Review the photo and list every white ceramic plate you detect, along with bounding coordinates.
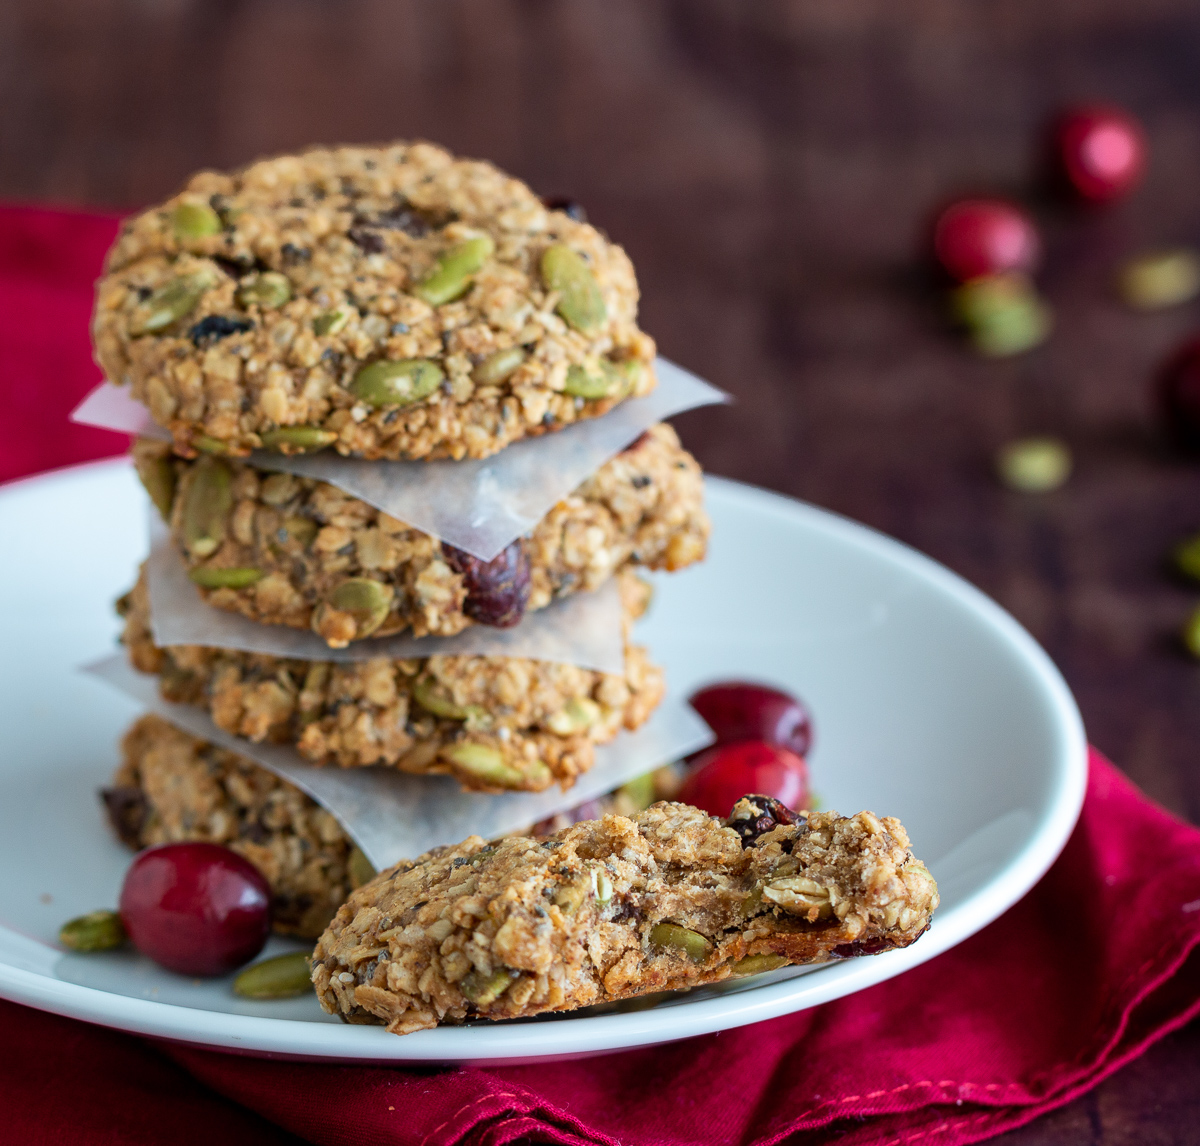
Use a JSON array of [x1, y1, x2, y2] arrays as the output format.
[[0, 459, 1086, 1064]]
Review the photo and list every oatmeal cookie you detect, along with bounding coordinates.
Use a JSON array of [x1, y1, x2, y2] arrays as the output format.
[[312, 796, 939, 1032], [135, 422, 708, 647], [119, 568, 664, 792], [93, 142, 656, 462], [105, 714, 369, 938]]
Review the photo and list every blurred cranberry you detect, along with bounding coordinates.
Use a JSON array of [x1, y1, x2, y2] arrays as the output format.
[[678, 741, 809, 820], [932, 199, 1041, 283], [1054, 105, 1146, 203], [542, 197, 588, 222], [119, 843, 271, 976], [689, 682, 813, 757], [1157, 338, 1200, 452], [442, 539, 532, 627]]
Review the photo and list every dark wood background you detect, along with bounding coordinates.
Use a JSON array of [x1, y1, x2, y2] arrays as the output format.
[[4, 0, 1200, 1139]]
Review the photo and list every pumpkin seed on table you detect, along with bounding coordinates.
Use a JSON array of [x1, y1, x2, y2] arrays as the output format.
[[1118, 249, 1200, 310], [950, 273, 1051, 358], [351, 359, 445, 408], [1183, 605, 1200, 659], [233, 951, 313, 999], [413, 235, 495, 307], [996, 437, 1072, 492], [1173, 534, 1200, 582], [541, 244, 607, 333], [60, 910, 127, 953]]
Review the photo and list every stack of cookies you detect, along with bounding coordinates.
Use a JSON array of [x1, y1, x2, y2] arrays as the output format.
[[87, 142, 712, 938]]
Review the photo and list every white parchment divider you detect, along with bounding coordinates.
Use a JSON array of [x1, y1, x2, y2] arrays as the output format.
[[84, 654, 715, 869], [71, 357, 728, 560], [146, 514, 627, 672]]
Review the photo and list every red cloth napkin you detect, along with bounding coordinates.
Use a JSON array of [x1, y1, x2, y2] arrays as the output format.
[[2, 204, 1199, 1145]]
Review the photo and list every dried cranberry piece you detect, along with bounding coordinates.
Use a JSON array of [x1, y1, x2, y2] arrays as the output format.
[[189, 315, 253, 348], [621, 431, 652, 454], [725, 793, 805, 848], [100, 786, 148, 848], [542, 197, 588, 222], [832, 937, 896, 958], [347, 226, 385, 253], [442, 539, 532, 627]]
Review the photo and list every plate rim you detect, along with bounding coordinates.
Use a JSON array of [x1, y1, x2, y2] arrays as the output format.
[[0, 462, 1088, 1063]]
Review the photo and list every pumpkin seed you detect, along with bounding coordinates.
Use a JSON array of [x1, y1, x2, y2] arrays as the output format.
[[730, 953, 789, 976], [649, 922, 713, 963], [441, 743, 525, 788], [541, 244, 606, 332], [59, 909, 126, 953], [545, 697, 601, 735], [171, 201, 221, 241], [351, 359, 444, 407], [471, 345, 526, 386], [282, 515, 318, 548], [181, 456, 232, 558], [233, 951, 313, 999], [135, 452, 176, 520], [1119, 248, 1200, 310], [189, 566, 264, 589], [236, 272, 292, 310], [413, 235, 495, 307], [459, 965, 519, 1006], [413, 676, 486, 722], [562, 362, 623, 400], [348, 846, 376, 889], [258, 426, 338, 452], [312, 306, 354, 337], [130, 268, 219, 336], [996, 437, 1071, 493], [313, 578, 393, 640]]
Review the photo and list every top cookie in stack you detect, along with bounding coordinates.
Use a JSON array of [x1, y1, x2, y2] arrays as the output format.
[[90, 141, 710, 800], [91, 142, 657, 462]]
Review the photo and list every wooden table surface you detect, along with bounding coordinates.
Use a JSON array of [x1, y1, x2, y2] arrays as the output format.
[[4, 0, 1200, 1139]]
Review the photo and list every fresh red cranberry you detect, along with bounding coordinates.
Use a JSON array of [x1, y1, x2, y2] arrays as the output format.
[[689, 682, 813, 758], [1054, 105, 1146, 203], [932, 199, 1041, 282], [1157, 337, 1200, 452], [118, 843, 271, 976], [678, 741, 809, 820]]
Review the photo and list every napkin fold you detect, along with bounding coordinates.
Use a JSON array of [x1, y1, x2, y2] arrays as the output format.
[[3, 205, 1199, 1146]]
